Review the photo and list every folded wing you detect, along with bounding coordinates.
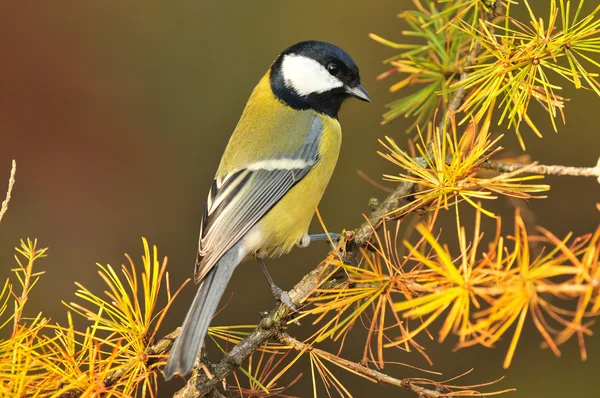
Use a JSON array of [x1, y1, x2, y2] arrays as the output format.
[[194, 116, 323, 283]]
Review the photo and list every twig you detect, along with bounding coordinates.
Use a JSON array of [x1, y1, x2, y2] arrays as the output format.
[[277, 333, 449, 397], [278, 333, 513, 397], [352, 181, 415, 246], [481, 158, 600, 183], [0, 159, 16, 224]]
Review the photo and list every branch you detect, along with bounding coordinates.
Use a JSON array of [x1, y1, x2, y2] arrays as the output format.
[[351, 182, 415, 246], [0, 159, 16, 224], [277, 333, 453, 398], [481, 158, 600, 183]]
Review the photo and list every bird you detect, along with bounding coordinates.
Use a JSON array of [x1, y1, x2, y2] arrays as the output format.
[[163, 40, 370, 380]]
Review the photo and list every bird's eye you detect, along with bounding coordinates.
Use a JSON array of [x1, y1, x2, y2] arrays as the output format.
[[326, 63, 340, 76]]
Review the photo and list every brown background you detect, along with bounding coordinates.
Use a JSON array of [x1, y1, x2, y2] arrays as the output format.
[[0, 1, 599, 397]]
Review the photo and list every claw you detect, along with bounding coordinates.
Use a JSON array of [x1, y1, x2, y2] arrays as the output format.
[[272, 286, 297, 311]]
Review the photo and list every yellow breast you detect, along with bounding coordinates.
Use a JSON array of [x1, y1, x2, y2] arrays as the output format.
[[255, 114, 341, 258]]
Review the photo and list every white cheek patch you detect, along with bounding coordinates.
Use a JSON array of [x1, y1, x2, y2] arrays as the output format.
[[281, 54, 344, 97]]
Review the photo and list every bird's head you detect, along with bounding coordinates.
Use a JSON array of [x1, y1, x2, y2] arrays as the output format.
[[270, 40, 370, 118]]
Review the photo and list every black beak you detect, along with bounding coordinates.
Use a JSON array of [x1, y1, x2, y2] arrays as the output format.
[[346, 84, 371, 102]]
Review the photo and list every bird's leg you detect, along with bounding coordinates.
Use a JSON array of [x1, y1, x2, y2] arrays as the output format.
[[296, 233, 342, 249], [258, 258, 296, 311]]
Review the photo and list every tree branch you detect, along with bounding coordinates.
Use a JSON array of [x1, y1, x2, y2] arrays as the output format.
[[275, 333, 503, 398], [481, 158, 600, 183], [351, 182, 415, 247], [0, 159, 16, 224], [278, 333, 444, 397]]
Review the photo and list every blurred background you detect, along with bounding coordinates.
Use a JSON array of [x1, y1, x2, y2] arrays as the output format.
[[0, 1, 599, 397]]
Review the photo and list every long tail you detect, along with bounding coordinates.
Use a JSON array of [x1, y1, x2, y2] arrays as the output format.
[[163, 246, 240, 380]]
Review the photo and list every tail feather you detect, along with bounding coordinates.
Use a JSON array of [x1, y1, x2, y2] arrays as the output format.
[[163, 245, 240, 380]]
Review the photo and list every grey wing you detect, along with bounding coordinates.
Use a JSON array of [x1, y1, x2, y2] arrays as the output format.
[[194, 117, 323, 283]]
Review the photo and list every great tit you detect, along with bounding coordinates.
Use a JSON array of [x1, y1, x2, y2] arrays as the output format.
[[164, 40, 369, 380]]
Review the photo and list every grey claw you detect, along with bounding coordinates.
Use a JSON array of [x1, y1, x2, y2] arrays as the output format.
[[272, 287, 301, 326], [272, 286, 297, 311]]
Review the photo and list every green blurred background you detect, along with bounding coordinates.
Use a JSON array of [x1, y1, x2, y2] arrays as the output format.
[[0, 1, 599, 397]]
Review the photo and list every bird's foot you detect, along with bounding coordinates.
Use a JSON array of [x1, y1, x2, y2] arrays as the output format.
[[271, 285, 297, 312], [258, 257, 299, 317], [272, 286, 301, 326], [296, 233, 343, 249], [309, 232, 342, 243]]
